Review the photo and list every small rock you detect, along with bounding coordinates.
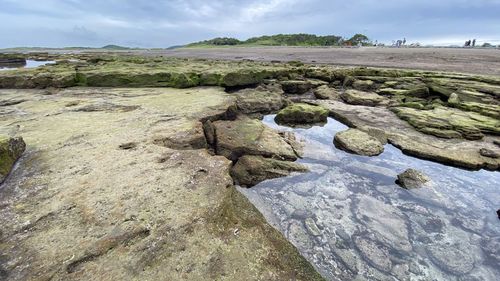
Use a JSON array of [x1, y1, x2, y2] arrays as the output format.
[[497, 209, 500, 220], [304, 218, 321, 236], [352, 79, 375, 91], [479, 148, 499, 159], [448, 93, 460, 104], [334, 128, 384, 156], [119, 142, 137, 150], [396, 169, 430, 189]]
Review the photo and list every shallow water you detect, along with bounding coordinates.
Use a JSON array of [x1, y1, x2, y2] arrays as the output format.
[[0, 60, 55, 71], [240, 115, 500, 281]]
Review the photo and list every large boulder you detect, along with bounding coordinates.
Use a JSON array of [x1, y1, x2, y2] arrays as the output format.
[[234, 84, 285, 114], [396, 168, 430, 189], [341, 89, 384, 106], [334, 128, 384, 156], [275, 103, 329, 125], [0, 136, 26, 183], [231, 155, 308, 187], [213, 117, 299, 161]]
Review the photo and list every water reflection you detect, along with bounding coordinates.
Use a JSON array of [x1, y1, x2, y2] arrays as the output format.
[[0, 60, 55, 71], [240, 115, 500, 281]]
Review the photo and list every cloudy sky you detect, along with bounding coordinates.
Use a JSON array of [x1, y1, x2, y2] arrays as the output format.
[[1, 0, 499, 48]]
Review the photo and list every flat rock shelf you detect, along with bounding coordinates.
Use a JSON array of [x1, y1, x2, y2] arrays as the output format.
[[240, 115, 500, 281]]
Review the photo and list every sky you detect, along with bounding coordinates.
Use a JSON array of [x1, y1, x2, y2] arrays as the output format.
[[0, 0, 499, 48]]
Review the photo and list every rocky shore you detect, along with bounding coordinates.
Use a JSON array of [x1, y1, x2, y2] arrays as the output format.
[[0, 53, 498, 280]]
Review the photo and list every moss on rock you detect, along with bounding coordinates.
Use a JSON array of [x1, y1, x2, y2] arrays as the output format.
[[0, 136, 26, 183], [275, 103, 329, 125]]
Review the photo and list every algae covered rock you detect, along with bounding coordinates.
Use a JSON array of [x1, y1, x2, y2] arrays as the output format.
[[334, 128, 384, 156], [234, 84, 285, 114], [275, 103, 329, 125], [341, 89, 384, 106], [352, 79, 376, 91], [314, 85, 339, 100], [213, 117, 299, 161], [396, 168, 430, 189], [231, 155, 308, 187], [280, 79, 327, 95], [0, 136, 26, 183]]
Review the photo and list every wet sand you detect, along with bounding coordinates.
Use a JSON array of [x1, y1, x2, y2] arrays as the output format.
[[161, 47, 500, 76]]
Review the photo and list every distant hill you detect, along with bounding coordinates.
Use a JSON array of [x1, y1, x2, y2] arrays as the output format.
[[101, 44, 130, 50], [188, 33, 371, 47]]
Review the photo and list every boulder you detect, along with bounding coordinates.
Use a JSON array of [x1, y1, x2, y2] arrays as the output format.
[[341, 89, 384, 106], [234, 84, 284, 114], [275, 103, 329, 125], [0, 136, 26, 183], [280, 79, 327, 95], [396, 168, 430, 189], [313, 85, 339, 100], [333, 128, 384, 156], [213, 117, 298, 161], [352, 79, 376, 91], [231, 155, 308, 187]]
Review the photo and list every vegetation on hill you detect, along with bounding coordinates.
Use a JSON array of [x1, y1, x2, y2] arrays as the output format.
[[101, 44, 130, 50], [188, 33, 372, 47]]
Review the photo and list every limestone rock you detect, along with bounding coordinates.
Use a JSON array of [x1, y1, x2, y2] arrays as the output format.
[[313, 85, 339, 100], [334, 128, 384, 156], [231, 155, 308, 187], [0, 136, 26, 183], [341, 89, 384, 106], [275, 103, 329, 125], [234, 84, 285, 114], [213, 117, 298, 161], [352, 79, 376, 91], [396, 168, 430, 189], [280, 79, 327, 95]]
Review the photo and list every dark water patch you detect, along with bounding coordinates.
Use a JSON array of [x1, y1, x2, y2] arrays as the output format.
[[240, 115, 500, 281]]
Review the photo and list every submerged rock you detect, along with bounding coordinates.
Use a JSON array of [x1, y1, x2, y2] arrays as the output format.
[[396, 168, 430, 189], [275, 103, 329, 125], [334, 128, 384, 156], [231, 155, 308, 187], [0, 136, 26, 183], [341, 89, 384, 106]]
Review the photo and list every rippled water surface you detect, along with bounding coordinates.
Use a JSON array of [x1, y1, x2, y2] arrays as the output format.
[[240, 115, 500, 281], [0, 60, 55, 71]]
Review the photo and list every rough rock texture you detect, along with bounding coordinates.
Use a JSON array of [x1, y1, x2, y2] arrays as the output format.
[[315, 100, 500, 170], [479, 148, 499, 158], [396, 168, 430, 189], [280, 79, 327, 95], [334, 128, 384, 156], [275, 103, 329, 125], [213, 117, 299, 161], [234, 84, 285, 114], [313, 85, 339, 100], [392, 106, 499, 140], [341, 89, 385, 106], [231, 155, 308, 187], [0, 88, 323, 281], [0, 136, 26, 183]]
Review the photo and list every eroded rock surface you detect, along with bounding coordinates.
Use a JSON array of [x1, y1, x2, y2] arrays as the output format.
[[0, 136, 26, 183], [334, 128, 384, 156], [275, 103, 329, 125], [231, 155, 308, 187], [396, 168, 430, 189], [0, 88, 322, 281]]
